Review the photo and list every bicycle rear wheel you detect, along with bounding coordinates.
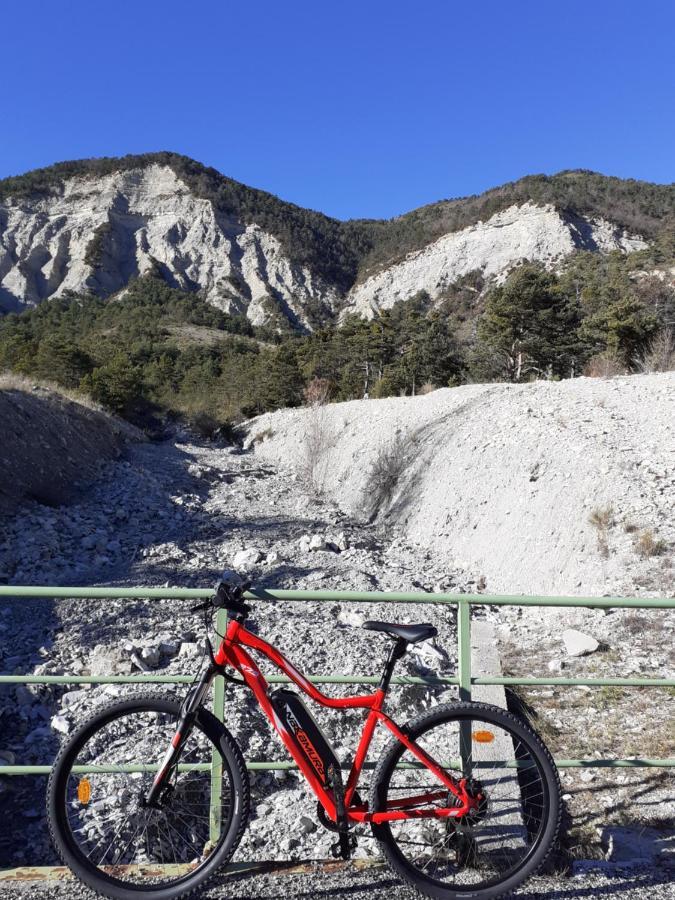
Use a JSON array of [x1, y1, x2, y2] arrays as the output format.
[[370, 701, 561, 900], [47, 692, 249, 900]]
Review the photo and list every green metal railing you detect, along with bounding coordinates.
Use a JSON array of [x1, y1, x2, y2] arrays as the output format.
[[1, 586, 673, 848]]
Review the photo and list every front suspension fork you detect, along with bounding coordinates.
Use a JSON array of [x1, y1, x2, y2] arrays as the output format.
[[144, 664, 216, 807]]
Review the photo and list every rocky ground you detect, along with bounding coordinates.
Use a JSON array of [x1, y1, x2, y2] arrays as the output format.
[[0, 435, 474, 870], [2, 861, 675, 900], [0, 381, 673, 884]]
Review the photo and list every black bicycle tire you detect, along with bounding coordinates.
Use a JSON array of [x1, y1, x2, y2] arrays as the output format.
[[370, 701, 562, 900], [47, 692, 250, 900]]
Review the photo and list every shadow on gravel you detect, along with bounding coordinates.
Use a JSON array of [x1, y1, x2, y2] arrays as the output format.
[[209, 863, 675, 899], [0, 596, 60, 869], [516, 868, 675, 898]]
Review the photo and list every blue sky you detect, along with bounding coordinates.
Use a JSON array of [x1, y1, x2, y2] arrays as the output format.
[[2, 0, 674, 219]]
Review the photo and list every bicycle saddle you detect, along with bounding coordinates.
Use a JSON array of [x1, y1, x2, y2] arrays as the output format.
[[362, 621, 437, 644]]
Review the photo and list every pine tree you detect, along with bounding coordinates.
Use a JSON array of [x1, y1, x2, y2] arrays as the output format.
[[473, 265, 584, 381]]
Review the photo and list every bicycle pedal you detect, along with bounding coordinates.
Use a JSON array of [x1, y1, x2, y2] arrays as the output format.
[[330, 833, 357, 860]]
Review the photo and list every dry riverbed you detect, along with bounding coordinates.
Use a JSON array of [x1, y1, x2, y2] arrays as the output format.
[[0, 428, 673, 876]]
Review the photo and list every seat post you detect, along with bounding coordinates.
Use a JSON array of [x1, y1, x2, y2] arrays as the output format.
[[378, 639, 407, 694]]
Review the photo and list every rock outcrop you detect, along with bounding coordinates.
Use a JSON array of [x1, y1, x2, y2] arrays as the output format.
[[0, 159, 654, 329], [342, 202, 647, 318], [0, 164, 339, 329]]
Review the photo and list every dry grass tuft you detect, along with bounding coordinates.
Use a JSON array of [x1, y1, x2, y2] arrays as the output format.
[[588, 505, 615, 557], [1, 371, 104, 414], [634, 528, 668, 559]]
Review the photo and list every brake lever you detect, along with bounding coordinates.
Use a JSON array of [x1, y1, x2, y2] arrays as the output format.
[[190, 599, 212, 614]]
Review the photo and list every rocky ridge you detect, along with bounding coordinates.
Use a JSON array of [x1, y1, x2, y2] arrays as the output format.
[[0, 165, 339, 329], [0, 159, 659, 329], [343, 202, 647, 317]]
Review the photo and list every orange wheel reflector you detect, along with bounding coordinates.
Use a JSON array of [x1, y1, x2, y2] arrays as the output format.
[[77, 778, 91, 805], [472, 730, 495, 743]]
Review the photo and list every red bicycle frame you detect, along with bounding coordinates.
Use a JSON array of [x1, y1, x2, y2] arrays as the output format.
[[213, 616, 476, 825]]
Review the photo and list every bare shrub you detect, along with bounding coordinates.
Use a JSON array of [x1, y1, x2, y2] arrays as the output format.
[[418, 382, 437, 395], [300, 390, 335, 498], [192, 411, 220, 439], [589, 505, 615, 558], [583, 354, 624, 378], [367, 432, 417, 520], [634, 328, 675, 373], [634, 529, 668, 559], [303, 376, 331, 406], [250, 426, 275, 445]]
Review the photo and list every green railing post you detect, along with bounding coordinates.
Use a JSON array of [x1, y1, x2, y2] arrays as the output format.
[[457, 598, 472, 775], [209, 607, 227, 844]]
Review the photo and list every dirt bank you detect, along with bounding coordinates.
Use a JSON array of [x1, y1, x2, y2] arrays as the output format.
[[0, 377, 141, 519]]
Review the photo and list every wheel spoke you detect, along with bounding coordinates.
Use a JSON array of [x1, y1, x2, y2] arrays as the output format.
[[373, 708, 558, 892], [52, 699, 242, 890]]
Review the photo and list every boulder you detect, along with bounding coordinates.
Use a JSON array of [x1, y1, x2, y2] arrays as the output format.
[[562, 629, 599, 657], [51, 715, 70, 735], [89, 645, 133, 675], [232, 548, 263, 569], [337, 609, 366, 629]]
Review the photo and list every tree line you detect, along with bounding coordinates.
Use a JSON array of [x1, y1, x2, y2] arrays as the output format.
[[0, 247, 672, 433]]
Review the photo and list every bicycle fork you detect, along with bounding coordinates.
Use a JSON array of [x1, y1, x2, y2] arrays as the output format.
[[144, 664, 216, 808]]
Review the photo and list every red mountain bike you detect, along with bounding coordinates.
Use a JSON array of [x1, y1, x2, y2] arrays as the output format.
[[48, 580, 561, 900]]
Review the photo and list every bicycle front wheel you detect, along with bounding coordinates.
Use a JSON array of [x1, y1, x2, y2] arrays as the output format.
[[47, 692, 249, 900], [370, 701, 561, 900]]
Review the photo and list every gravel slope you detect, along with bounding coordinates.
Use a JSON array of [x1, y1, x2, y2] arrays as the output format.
[[249, 373, 675, 598]]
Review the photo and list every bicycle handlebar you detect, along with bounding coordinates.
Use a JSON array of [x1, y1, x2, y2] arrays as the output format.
[[190, 579, 252, 617]]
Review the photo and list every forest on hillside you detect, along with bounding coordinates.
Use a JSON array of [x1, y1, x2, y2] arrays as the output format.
[[0, 237, 673, 435]]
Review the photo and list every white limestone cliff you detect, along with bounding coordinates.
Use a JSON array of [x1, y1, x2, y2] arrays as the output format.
[[0, 164, 339, 328], [0, 168, 648, 328], [343, 202, 647, 318]]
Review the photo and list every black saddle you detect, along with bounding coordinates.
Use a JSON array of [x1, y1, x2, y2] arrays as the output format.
[[362, 621, 437, 645]]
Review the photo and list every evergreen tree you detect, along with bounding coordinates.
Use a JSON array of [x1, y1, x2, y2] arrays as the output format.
[[580, 296, 658, 367], [473, 265, 584, 381]]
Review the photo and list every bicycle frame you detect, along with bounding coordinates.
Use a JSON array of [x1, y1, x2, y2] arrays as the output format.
[[212, 616, 477, 825]]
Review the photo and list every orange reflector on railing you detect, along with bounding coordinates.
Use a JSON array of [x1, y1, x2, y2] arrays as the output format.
[[77, 778, 91, 804], [472, 731, 495, 743]]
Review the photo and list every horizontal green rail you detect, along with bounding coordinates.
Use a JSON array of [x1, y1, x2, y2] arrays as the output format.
[[2, 757, 673, 778], [3, 585, 675, 608], [0, 585, 673, 782], [0, 674, 459, 686]]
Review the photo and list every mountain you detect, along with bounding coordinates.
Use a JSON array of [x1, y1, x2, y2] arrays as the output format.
[[1, 153, 674, 329]]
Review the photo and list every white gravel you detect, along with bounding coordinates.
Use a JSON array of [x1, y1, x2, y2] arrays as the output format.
[[1, 374, 673, 882], [2, 862, 675, 900], [249, 372, 675, 598]]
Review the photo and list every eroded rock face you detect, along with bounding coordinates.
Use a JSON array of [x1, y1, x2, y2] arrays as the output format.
[[0, 165, 649, 329], [343, 202, 647, 318], [0, 164, 339, 329]]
